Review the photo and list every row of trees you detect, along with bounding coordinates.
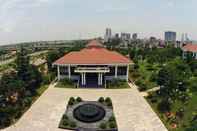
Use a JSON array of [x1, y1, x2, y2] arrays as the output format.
[[0, 47, 42, 128]]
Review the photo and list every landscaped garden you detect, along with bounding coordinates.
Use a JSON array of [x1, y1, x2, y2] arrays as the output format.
[[129, 46, 197, 131], [59, 97, 117, 130], [0, 47, 52, 129]]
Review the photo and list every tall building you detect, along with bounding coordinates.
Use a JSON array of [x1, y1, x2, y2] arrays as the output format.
[[132, 33, 138, 40], [104, 28, 112, 42], [165, 31, 176, 42], [115, 33, 119, 39], [121, 33, 131, 41]]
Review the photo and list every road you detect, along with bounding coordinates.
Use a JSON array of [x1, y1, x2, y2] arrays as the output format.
[[0, 50, 48, 66]]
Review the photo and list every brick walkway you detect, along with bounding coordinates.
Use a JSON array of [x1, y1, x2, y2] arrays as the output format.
[[4, 83, 167, 131]]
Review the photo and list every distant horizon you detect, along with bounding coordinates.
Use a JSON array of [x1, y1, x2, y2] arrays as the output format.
[[0, 0, 197, 45]]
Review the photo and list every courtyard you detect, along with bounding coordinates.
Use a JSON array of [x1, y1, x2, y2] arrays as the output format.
[[3, 83, 167, 131]]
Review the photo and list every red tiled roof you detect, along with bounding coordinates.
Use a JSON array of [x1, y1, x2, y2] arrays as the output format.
[[53, 40, 131, 65], [86, 40, 103, 48], [182, 43, 197, 52]]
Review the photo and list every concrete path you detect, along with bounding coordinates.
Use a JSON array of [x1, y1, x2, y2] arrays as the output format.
[[3, 83, 167, 131]]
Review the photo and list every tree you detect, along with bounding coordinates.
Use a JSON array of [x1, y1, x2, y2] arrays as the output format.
[[157, 59, 191, 102], [46, 50, 60, 72], [185, 51, 195, 64], [157, 67, 171, 87], [16, 46, 30, 82], [0, 71, 25, 104], [24, 65, 42, 94], [16, 47, 42, 94]]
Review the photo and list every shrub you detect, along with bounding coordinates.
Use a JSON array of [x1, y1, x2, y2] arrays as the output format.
[[23, 97, 32, 107], [63, 114, 68, 120], [98, 97, 104, 103], [60, 78, 74, 86], [146, 64, 155, 71], [100, 122, 107, 129], [134, 63, 139, 69], [135, 79, 147, 91], [131, 71, 141, 78], [149, 72, 157, 82], [109, 121, 117, 128], [157, 99, 171, 113], [105, 97, 112, 107], [105, 97, 112, 104], [62, 119, 69, 126], [109, 115, 115, 122], [42, 75, 51, 84], [69, 121, 76, 128], [68, 97, 75, 105], [76, 97, 82, 103], [110, 78, 126, 87]]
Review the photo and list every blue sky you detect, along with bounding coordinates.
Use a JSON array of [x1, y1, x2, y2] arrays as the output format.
[[0, 0, 196, 45]]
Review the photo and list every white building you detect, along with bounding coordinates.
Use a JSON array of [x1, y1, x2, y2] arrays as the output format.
[[104, 28, 112, 42], [182, 43, 197, 59]]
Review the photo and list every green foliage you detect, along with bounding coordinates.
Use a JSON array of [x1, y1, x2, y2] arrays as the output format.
[[98, 97, 104, 103], [68, 97, 75, 106], [62, 114, 68, 120], [188, 78, 197, 92], [0, 71, 25, 100], [76, 97, 82, 103], [46, 50, 63, 72], [135, 79, 147, 91], [109, 121, 117, 128], [99, 122, 107, 129], [16, 46, 30, 81], [60, 78, 74, 86], [105, 97, 112, 107], [107, 78, 128, 89], [109, 115, 116, 122], [157, 99, 171, 113], [69, 121, 76, 128], [62, 119, 69, 126]]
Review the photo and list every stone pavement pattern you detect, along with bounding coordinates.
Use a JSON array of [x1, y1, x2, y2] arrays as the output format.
[[3, 83, 167, 131]]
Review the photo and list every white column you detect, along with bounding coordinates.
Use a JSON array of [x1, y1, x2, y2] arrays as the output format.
[[98, 73, 100, 85], [126, 65, 129, 82], [81, 73, 84, 85], [115, 65, 118, 78], [84, 73, 86, 85], [57, 65, 60, 81], [100, 73, 103, 85], [68, 65, 71, 79]]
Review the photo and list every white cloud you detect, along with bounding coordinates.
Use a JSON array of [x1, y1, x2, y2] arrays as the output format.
[[167, 0, 175, 7]]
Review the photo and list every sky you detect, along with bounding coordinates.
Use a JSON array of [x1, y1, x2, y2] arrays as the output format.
[[0, 0, 197, 45]]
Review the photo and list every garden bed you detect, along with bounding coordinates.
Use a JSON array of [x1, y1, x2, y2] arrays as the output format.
[[59, 97, 118, 131]]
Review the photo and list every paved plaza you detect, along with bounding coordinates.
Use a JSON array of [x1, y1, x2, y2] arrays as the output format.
[[3, 83, 167, 131]]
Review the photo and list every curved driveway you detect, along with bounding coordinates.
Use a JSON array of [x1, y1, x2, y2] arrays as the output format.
[[4, 83, 167, 131]]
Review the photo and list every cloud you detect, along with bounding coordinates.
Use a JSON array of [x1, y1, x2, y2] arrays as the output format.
[[167, 0, 175, 7], [0, 0, 53, 33]]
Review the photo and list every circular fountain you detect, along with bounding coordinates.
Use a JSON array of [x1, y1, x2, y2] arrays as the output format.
[[73, 103, 106, 123]]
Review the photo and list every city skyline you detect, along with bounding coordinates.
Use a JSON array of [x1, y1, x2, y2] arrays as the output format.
[[0, 0, 197, 45]]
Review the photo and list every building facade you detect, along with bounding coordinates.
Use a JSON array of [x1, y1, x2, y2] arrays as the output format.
[[132, 33, 138, 40], [182, 43, 197, 59], [53, 40, 132, 87], [165, 31, 176, 42], [104, 28, 112, 42]]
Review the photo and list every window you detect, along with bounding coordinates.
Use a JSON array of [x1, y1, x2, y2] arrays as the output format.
[[117, 66, 127, 76]]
